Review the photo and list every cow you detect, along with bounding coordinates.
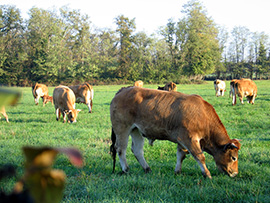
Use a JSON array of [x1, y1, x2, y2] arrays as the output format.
[[0, 106, 9, 122], [69, 82, 94, 113], [134, 80, 143, 87], [231, 78, 257, 105], [214, 79, 226, 97], [53, 85, 81, 123], [158, 82, 177, 91], [110, 86, 241, 178], [42, 95, 53, 107], [32, 83, 49, 105]]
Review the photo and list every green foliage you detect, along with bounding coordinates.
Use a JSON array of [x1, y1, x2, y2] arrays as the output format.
[[0, 3, 269, 85], [0, 81, 270, 202]]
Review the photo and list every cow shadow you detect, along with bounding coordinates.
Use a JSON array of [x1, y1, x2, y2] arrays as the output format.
[[10, 118, 49, 123]]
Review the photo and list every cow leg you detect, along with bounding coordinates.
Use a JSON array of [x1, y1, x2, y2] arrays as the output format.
[[42, 97, 46, 107], [221, 90, 224, 96], [87, 101, 92, 113], [90, 100, 93, 112], [187, 137, 212, 178], [35, 95, 40, 105], [175, 144, 188, 174], [1, 112, 9, 123], [239, 96, 244, 104], [55, 108, 60, 121], [114, 128, 130, 173], [130, 128, 151, 173], [231, 88, 236, 105], [62, 110, 67, 123], [251, 94, 256, 104]]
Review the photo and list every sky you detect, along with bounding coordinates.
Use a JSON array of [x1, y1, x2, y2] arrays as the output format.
[[1, 0, 270, 36]]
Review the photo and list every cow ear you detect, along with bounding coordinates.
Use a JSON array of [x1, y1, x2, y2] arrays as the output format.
[[223, 143, 239, 152]]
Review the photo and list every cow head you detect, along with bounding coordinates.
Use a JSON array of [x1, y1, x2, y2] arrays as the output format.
[[65, 109, 81, 123], [214, 139, 241, 177]]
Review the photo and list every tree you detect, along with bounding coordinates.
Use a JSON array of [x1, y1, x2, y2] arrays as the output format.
[[26, 7, 61, 84], [0, 5, 26, 85], [180, 0, 221, 78], [256, 41, 269, 79], [161, 19, 179, 75], [115, 15, 136, 79]]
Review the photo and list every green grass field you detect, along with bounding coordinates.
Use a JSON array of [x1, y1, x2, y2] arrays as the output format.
[[1, 81, 270, 202]]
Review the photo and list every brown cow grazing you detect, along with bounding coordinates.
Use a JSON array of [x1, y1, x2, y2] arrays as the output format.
[[214, 79, 226, 97], [69, 82, 94, 113], [42, 95, 53, 107], [134, 80, 143, 87], [0, 106, 9, 122], [53, 86, 81, 123], [158, 82, 177, 91], [231, 78, 257, 105], [32, 83, 49, 105], [110, 87, 241, 178]]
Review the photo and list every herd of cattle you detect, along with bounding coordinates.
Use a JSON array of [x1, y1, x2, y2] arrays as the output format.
[[1, 78, 258, 178], [31, 83, 94, 123]]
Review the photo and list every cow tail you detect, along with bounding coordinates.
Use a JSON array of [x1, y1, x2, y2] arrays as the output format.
[[32, 83, 38, 97], [110, 127, 117, 173]]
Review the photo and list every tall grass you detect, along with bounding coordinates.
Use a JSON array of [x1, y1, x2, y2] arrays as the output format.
[[0, 81, 270, 202]]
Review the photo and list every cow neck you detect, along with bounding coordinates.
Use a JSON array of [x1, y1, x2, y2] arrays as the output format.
[[207, 115, 231, 154]]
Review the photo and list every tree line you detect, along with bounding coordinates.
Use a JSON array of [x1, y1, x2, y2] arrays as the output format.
[[0, 0, 269, 86]]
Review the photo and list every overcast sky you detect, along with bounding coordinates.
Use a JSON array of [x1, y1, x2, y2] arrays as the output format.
[[2, 0, 270, 36]]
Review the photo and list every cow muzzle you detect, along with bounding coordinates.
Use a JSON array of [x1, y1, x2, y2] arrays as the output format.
[[218, 165, 238, 178], [229, 171, 238, 178]]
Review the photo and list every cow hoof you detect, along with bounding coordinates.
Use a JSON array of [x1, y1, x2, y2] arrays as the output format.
[[56, 118, 59, 121], [174, 171, 181, 175], [144, 167, 152, 173]]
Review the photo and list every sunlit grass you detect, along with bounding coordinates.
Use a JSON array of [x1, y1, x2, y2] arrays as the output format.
[[1, 80, 269, 202]]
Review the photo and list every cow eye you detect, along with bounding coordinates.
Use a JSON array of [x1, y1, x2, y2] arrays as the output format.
[[231, 156, 237, 162]]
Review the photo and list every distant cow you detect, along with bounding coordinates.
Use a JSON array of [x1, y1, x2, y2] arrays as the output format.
[[69, 82, 94, 113], [134, 80, 143, 87], [214, 79, 226, 97], [0, 106, 9, 122], [231, 79, 257, 105], [158, 82, 177, 91], [110, 87, 241, 178], [53, 86, 81, 123], [32, 83, 49, 105], [42, 95, 53, 107]]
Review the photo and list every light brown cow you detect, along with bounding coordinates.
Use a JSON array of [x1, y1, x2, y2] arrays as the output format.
[[231, 78, 257, 105], [32, 83, 49, 105], [214, 79, 226, 97], [110, 87, 241, 178], [134, 80, 143, 87], [53, 85, 81, 123], [42, 95, 53, 107], [0, 106, 9, 122], [69, 82, 94, 113], [158, 82, 177, 91]]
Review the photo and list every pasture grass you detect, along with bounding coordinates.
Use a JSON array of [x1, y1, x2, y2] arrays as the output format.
[[0, 80, 270, 202]]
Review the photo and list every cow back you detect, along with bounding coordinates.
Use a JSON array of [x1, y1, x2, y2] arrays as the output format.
[[236, 79, 257, 94], [32, 83, 49, 98], [111, 87, 227, 142], [53, 86, 75, 109]]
